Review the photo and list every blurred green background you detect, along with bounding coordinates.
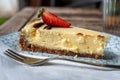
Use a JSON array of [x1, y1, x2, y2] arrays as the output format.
[[0, 18, 9, 26]]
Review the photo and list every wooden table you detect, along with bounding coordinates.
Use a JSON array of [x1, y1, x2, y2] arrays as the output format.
[[0, 7, 119, 36]]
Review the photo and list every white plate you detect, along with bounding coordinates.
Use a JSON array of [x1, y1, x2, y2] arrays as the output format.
[[0, 32, 120, 65]]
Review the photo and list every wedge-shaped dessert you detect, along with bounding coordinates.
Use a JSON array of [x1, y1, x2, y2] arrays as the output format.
[[19, 8, 110, 59]]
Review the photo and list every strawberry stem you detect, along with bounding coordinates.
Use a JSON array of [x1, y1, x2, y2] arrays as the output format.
[[38, 8, 45, 18]]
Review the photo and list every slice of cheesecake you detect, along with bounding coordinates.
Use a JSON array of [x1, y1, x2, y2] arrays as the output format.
[[19, 19, 110, 59]]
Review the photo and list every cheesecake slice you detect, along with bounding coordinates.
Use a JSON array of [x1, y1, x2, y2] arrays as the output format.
[[19, 19, 110, 59]]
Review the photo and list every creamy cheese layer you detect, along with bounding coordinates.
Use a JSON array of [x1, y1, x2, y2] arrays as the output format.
[[22, 19, 110, 55]]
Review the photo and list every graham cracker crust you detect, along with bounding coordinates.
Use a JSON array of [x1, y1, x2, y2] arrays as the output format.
[[19, 32, 104, 59]]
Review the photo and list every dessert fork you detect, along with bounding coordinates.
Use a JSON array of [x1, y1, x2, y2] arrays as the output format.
[[4, 49, 120, 69]]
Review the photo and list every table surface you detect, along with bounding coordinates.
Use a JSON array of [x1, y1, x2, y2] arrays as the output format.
[[0, 7, 119, 36]]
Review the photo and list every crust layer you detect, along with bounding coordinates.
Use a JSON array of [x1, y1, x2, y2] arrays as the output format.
[[19, 32, 104, 59]]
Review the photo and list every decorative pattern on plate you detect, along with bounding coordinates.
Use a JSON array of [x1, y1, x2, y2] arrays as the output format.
[[0, 32, 120, 65]]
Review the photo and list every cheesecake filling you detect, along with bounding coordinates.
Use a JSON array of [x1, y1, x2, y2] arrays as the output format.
[[22, 20, 110, 56]]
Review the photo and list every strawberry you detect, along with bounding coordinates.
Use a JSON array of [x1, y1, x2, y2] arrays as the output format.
[[38, 8, 71, 28]]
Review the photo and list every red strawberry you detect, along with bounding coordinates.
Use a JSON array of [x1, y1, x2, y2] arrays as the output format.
[[38, 8, 71, 28]]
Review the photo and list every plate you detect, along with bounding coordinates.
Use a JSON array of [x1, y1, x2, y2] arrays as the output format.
[[0, 32, 120, 65]]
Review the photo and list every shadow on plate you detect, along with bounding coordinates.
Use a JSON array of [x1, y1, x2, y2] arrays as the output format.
[[104, 50, 118, 60]]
